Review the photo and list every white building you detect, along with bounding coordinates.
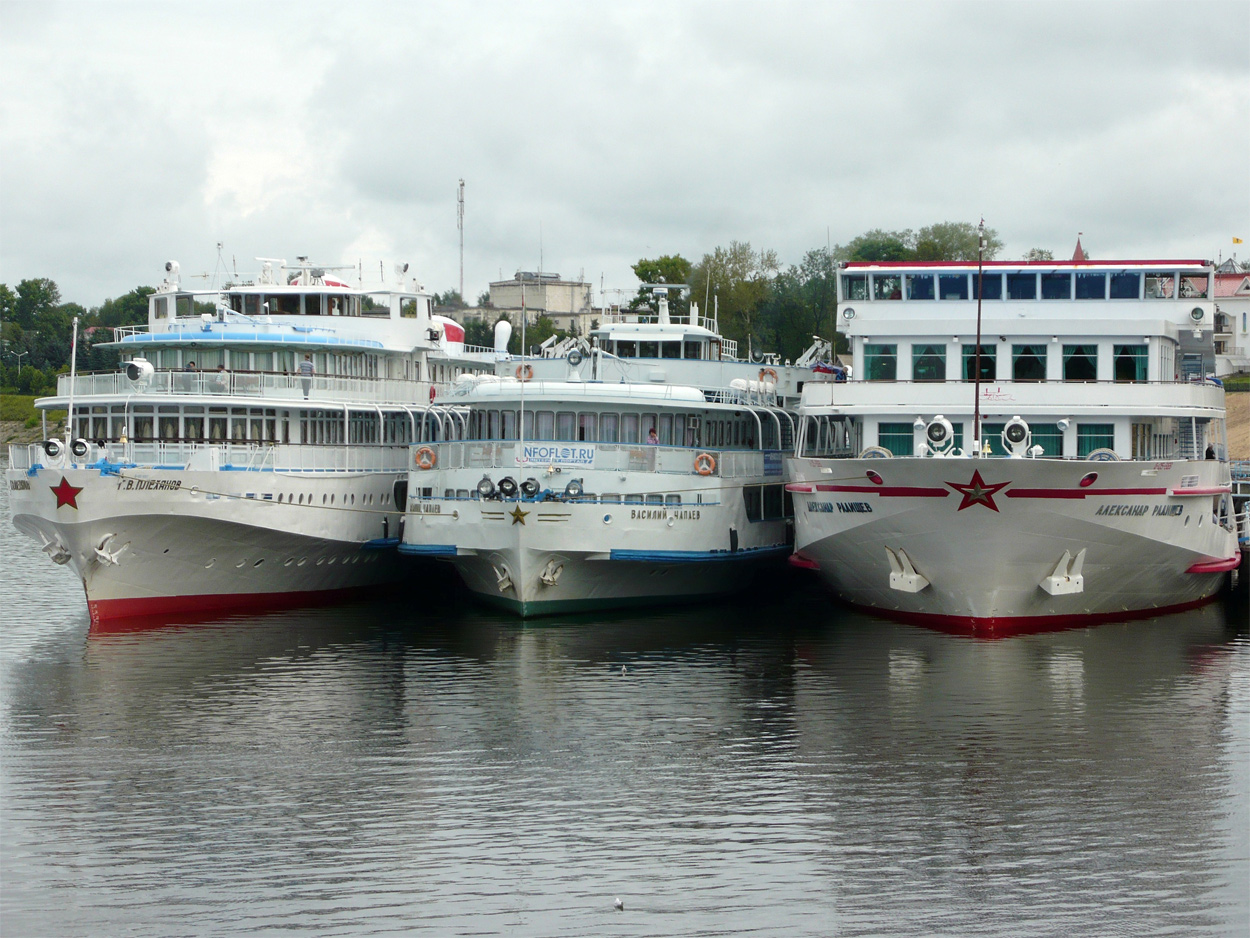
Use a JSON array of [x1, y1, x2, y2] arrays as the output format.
[[1213, 258, 1250, 375], [488, 272, 596, 334]]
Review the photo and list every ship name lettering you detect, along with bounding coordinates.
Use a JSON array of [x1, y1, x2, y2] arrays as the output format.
[[419, 503, 441, 514], [1094, 504, 1149, 517], [1152, 504, 1183, 517], [808, 501, 835, 512], [836, 501, 873, 513], [10, 479, 31, 490], [630, 509, 700, 521], [116, 478, 182, 492]]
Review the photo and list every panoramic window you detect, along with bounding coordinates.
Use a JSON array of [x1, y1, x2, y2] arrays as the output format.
[[1179, 276, 1209, 298], [1144, 273, 1174, 298], [1075, 273, 1106, 300], [939, 274, 968, 300], [600, 413, 619, 443], [873, 275, 902, 300], [906, 275, 935, 300], [1012, 344, 1047, 381], [878, 422, 914, 456], [1113, 344, 1147, 382], [1007, 273, 1037, 300], [556, 412, 576, 441], [961, 344, 996, 381], [1109, 272, 1140, 299], [864, 344, 898, 381], [911, 344, 946, 381], [1063, 345, 1098, 381], [1041, 273, 1072, 300], [973, 273, 1003, 300]]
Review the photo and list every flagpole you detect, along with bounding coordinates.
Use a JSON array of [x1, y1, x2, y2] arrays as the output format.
[[972, 220, 986, 457], [66, 315, 80, 451]]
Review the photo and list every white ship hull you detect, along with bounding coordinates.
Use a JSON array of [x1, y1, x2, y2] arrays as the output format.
[[7, 462, 408, 626], [404, 494, 789, 616], [787, 456, 1239, 633]]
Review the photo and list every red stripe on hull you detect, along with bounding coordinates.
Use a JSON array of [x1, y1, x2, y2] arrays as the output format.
[[1006, 487, 1167, 499], [840, 593, 1223, 639], [87, 584, 387, 632]]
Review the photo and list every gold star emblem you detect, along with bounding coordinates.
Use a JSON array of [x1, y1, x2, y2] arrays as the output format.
[[945, 469, 1011, 512], [509, 505, 529, 525]]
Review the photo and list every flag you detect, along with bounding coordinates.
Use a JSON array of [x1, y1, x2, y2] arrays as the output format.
[[1235, 236, 1244, 244]]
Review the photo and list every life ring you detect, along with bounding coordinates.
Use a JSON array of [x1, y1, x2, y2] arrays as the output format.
[[415, 446, 437, 470], [694, 452, 716, 476], [428, 385, 436, 402], [516, 364, 534, 381], [758, 367, 778, 384]]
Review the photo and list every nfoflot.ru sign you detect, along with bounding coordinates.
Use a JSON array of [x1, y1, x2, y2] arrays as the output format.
[[522, 444, 595, 466]]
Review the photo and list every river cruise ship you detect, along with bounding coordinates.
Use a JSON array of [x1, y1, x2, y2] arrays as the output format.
[[786, 254, 1239, 634], [399, 361, 795, 616], [6, 257, 489, 625]]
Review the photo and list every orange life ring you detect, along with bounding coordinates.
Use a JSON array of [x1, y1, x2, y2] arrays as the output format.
[[516, 364, 534, 381], [759, 367, 778, 384], [694, 452, 716, 476], [429, 385, 436, 402], [415, 446, 437, 470]]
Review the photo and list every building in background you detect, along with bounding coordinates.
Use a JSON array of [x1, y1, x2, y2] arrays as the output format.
[[487, 272, 595, 335], [1214, 258, 1250, 376]]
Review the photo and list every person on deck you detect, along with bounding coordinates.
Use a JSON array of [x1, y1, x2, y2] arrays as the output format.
[[299, 354, 315, 399]]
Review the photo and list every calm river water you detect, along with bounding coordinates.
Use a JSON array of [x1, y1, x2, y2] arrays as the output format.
[[2, 479, 1248, 937]]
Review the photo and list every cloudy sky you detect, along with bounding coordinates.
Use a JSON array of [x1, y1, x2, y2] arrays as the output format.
[[2, 0, 1247, 308]]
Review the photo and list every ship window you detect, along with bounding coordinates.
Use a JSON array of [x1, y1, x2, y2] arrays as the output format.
[[1041, 273, 1071, 299], [1110, 272, 1140, 299], [843, 275, 868, 301], [877, 422, 914, 456], [961, 344, 996, 380], [176, 295, 195, 318], [1063, 345, 1098, 381], [864, 344, 897, 381], [911, 344, 946, 381], [267, 294, 300, 315], [662, 341, 682, 359], [616, 340, 637, 358], [487, 409, 500, 440], [665, 494, 682, 506], [743, 486, 762, 521], [1179, 276, 1208, 298], [1075, 273, 1106, 299], [535, 411, 555, 440], [153, 296, 169, 319], [621, 413, 641, 444], [659, 414, 674, 445], [973, 272, 1002, 300], [645, 494, 663, 506], [639, 341, 659, 359], [242, 294, 262, 316], [556, 412, 576, 441], [601, 413, 619, 443], [578, 413, 596, 441], [1144, 273, 1174, 298], [1114, 345, 1147, 382], [1012, 344, 1047, 381], [872, 275, 902, 300], [1007, 273, 1037, 300], [683, 341, 702, 360], [1077, 424, 1114, 456], [933, 274, 965, 299], [906, 274, 935, 300]]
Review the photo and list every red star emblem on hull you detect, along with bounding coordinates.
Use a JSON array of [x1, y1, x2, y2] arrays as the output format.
[[51, 476, 84, 510], [945, 469, 1010, 512]]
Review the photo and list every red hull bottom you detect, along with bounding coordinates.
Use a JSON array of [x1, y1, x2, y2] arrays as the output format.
[[842, 593, 1224, 639], [87, 584, 388, 633]]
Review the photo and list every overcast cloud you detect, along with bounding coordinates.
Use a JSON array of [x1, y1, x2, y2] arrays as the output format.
[[1, 0, 1247, 307]]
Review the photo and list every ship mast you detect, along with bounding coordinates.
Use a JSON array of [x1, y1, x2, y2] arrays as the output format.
[[972, 219, 986, 457]]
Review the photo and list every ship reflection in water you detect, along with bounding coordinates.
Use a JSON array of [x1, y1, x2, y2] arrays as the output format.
[[1, 511, 1248, 935]]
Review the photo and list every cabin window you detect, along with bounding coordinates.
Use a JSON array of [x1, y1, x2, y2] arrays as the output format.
[[843, 275, 868, 301], [911, 344, 946, 381], [1063, 345, 1098, 381], [662, 342, 682, 359], [153, 296, 169, 319], [877, 422, 914, 456], [305, 294, 325, 315], [973, 272, 1002, 300], [487, 410, 501, 440], [1114, 345, 1147, 382], [683, 341, 702, 360], [1180, 276, 1209, 298], [639, 341, 659, 358], [1110, 272, 1140, 299], [578, 413, 596, 441], [743, 486, 762, 521], [208, 408, 227, 441], [961, 344, 996, 380], [267, 294, 299, 315], [621, 413, 640, 444], [535, 411, 555, 440], [939, 274, 968, 299], [230, 409, 248, 441], [176, 295, 195, 318], [665, 494, 682, 507], [1077, 424, 1114, 457], [982, 422, 1061, 457], [601, 413, 619, 443], [659, 414, 674, 445], [872, 275, 902, 300], [183, 413, 203, 440], [1144, 273, 1175, 298], [1075, 273, 1106, 300], [863, 344, 897, 381], [1012, 344, 1047, 381], [906, 274, 935, 300], [556, 412, 576, 441], [1041, 273, 1071, 300], [1007, 273, 1036, 300]]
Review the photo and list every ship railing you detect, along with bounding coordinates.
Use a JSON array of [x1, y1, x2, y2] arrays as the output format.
[[414, 440, 784, 479], [8, 440, 411, 473], [54, 370, 432, 406]]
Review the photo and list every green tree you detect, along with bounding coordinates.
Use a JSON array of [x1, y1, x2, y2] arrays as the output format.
[[1024, 248, 1054, 261], [836, 229, 914, 262], [13, 278, 61, 329], [914, 221, 1003, 261], [689, 241, 779, 351], [476, 290, 493, 308], [95, 287, 155, 329], [629, 255, 693, 319]]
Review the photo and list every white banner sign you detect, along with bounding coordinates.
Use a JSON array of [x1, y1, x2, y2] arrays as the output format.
[[521, 443, 595, 466]]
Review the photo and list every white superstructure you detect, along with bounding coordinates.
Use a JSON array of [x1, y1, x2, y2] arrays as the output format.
[[6, 256, 490, 626], [786, 253, 1240, 634], [400, 374, 795, 616]]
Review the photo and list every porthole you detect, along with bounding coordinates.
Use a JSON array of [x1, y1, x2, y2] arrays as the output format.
[[284, 558, 294, 567], [298, 494, 304, 504], [254, 559, 264, 567], [298, 558, 307, 566], [316, 557, 324, 565], [331, 494, 335, 504], [236, 560, 246, 568], [206, 558, 216, 568], [322, 494, 327, 505], [278, 493, 284, 503]]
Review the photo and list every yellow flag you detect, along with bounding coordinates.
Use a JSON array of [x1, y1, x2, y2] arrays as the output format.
[[1235, 236, 1245, 244]]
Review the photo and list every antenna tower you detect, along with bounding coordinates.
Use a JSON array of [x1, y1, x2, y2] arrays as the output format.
[[457, 179, 465, 302]]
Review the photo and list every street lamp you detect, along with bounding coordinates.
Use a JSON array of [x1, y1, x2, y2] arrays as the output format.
[[7, 348, 28, 370]]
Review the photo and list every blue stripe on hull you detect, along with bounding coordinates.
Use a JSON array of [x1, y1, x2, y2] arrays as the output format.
[[608, 545, 791, 563]]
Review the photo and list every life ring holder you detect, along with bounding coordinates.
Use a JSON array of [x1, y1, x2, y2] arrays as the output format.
[[415, 446, 437, 470], [758, 367, 778, 384], [428, 385, 436, 402], [516, 364, 534, 381], [694, 452, 716, 476]]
